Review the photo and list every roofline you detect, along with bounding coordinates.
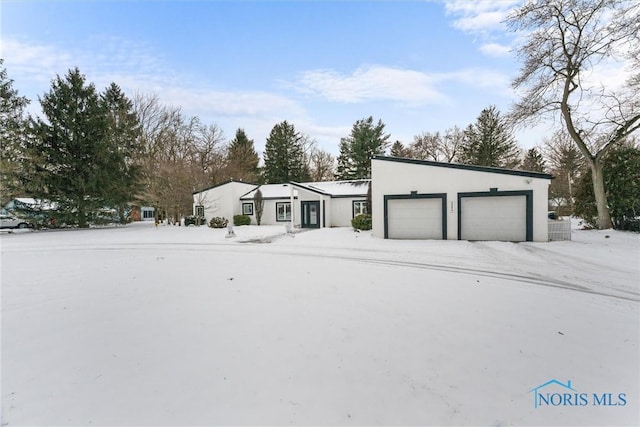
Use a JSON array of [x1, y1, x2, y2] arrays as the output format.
[[290, 182, 331, 196], [193, 179, 258, 195], [372, 156, 554, 180], [291, 180, 370, 197]]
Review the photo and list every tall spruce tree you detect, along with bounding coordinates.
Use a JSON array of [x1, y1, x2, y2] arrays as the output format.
[[0, 59, 30, 204], [335, 116, 390, 180], [460, 106, 521, 168], [22, 68, 127, 227], [390, 140, 409, 157], [262, 121, 309, 183], [101, 83, 142, 223], [520, 147, 546, 172], [226, 128, 259, 182]]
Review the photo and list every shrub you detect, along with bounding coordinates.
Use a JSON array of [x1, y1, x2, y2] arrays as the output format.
[[233, 214, 251, 226], [209, 217, 229, 228], [351, 214, 372, 231]]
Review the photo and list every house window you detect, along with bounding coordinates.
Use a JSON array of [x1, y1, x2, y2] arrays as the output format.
[[353, 200, 368, 217], [195, 205, 204, 216], [242, 203, 254, 216], [142, 207, 155, 219], [276, 202, 291, 222]]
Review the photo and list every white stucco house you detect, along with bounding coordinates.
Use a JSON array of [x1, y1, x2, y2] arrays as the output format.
[[193, 179, 370, 228], [371, 156, 553, 242]]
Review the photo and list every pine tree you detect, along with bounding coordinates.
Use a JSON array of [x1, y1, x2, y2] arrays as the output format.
[[335, 116, 390, 180], [389, 140, 409, 157], [262, 121, 310, 183], [101, 83, 142, 223], [226, 128, 259, 182], [520, 147, 546, 172], [460, 106, 521, 168], [0, 59, 30, 204], [22, 68, 118, 227]]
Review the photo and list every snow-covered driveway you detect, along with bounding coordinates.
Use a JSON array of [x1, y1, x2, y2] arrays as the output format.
[[2, 223, 638, 426]]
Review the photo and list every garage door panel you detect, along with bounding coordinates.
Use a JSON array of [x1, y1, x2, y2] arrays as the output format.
[[387, 198, 443, 239], [461, 195, 526, 241]]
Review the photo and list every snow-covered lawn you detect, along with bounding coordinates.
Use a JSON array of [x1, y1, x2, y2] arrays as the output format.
[[1, 222, 638, 426]]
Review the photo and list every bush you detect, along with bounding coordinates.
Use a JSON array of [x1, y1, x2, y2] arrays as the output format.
[[209, 217, 229, 228], [351, 214, 372, 230], [233, 214, 251, 226]]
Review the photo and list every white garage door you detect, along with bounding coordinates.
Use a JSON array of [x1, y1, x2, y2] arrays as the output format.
[[387, 198, 443, 239], [460, 195, 526, 241]]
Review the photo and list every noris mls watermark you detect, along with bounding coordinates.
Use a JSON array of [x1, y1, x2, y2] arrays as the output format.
[[528, 379, 627, 409]]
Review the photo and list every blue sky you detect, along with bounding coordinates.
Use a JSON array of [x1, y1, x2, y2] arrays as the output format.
[[1, 0, 554, 155]]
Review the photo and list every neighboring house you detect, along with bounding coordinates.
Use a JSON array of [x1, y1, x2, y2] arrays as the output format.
[[371, 156, 553, 242], [192, 179, 370, 228], [129, 205, 156, 222]]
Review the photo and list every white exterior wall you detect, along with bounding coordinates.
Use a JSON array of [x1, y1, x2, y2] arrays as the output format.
[[254, 199, 299, 226], [193, 182, 256, 224], [331, 197, 366, 227], [371, 159, 551, 242]]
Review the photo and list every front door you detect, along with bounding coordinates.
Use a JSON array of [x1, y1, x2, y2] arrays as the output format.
[[301, 201, 321, 228]]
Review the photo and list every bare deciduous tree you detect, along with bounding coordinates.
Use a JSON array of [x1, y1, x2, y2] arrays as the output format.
[[409, 126, 463, 163], [308, 148, 335, 181], [507, 0, 640, 228]]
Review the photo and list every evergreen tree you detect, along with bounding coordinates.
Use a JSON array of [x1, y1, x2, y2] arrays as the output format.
[[460, 106, 521, 168], [390, 140, 409, 157], [335, 116, 390, 180], [22, 68, 118, 227], [0, 59, 30, 204], [520, 147, 546, 172], [262, 120, 310, 183], [254, 188, 264, 225], [226, 128, 259, 182], [101, 83, 142, 223]]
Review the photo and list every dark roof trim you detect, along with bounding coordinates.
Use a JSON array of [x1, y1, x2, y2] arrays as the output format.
[[291, 181, 369, 198], [290, 182, 331, 196], [372, 156, 554, 180], [193, 179, 258, 195], [240, 196, 298, 201]]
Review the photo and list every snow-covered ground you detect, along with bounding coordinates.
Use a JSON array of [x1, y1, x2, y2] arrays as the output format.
[[1, 222, 638, 426]]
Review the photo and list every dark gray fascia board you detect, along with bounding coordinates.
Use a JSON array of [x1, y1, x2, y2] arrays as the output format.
[[372, 156, 554, 180], [193, 179, 259, 195]]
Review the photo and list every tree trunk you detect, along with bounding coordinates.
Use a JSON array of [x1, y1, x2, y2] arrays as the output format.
[[77, 200, 88, 228], [590, 160, 613, 229]]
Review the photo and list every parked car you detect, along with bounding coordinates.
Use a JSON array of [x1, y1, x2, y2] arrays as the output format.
[[0, 214, 32, 229], [184, 215, 206, 226]]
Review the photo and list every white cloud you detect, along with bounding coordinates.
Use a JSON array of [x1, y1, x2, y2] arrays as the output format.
[[292, 65, 447, 105], [290, 65, 511, 104], [444, 0, 519, 33], [480, 42, 512, 57]]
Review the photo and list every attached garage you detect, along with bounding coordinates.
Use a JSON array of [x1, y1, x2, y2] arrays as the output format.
[[459, 192, 531, 242], [371, 156, 552, 242], [384, 194, 446, 239]]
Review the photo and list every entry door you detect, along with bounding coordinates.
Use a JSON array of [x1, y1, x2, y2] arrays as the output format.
[[301, 201, 320, 228]]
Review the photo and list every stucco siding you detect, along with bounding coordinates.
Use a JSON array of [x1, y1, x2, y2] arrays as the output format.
[[372, 159, 551, 241]]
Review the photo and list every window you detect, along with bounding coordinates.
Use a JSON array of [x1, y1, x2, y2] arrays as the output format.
[[353, 200, 368, 217], [242, 203, 254, 216], [142, 207, 155, 219], [276, 202, 291, 222], [195, 205, 204, 216]]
